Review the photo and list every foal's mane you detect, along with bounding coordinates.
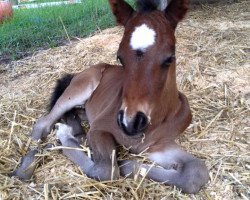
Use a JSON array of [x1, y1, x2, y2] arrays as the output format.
[[136, 0, 162, 12]]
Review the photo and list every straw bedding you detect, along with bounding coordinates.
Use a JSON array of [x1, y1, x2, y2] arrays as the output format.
[[0, 1, 249, 199]]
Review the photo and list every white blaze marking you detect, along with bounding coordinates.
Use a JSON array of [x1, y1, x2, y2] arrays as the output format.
[[130, 24, 156, 51]]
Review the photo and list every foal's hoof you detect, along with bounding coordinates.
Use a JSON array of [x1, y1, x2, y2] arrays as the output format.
[[10, 149, 38, 180], [87, 163, 120, 181], [119, 160, 138, 177]]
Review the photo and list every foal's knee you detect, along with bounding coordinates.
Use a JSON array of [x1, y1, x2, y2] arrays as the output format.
[[31, 116, 53, 141]]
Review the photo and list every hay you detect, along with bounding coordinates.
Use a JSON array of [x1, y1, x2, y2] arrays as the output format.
[[0, 1, 249, 199]]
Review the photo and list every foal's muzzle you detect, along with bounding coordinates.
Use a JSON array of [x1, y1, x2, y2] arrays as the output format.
[[117, 110, 148, 136]]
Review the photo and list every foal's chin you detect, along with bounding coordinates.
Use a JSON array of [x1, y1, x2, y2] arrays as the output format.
[[117, 118, 148, 139], [120, 128, 147, 139], [127, 132, 145, 139]]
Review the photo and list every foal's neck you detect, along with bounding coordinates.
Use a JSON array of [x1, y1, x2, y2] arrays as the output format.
[[151, 65, 180, 126]]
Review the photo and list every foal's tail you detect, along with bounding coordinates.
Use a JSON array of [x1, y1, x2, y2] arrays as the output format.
[[49, 74, 74, 111]]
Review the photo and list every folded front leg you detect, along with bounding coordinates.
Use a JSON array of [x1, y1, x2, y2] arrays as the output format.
[[120, 144, 209, 194], [148, 144, 209, 193], [86, 130, 119, 181], [56, 124, 119, 181]]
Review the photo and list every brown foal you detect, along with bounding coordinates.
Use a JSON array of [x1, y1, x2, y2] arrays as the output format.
[[13, 0, 209, 194]]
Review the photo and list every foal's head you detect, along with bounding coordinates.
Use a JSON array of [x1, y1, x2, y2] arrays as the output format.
[[109, 0, 189, 136]]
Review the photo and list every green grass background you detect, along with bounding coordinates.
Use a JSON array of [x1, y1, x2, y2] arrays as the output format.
[[0, 0, 134, 62]]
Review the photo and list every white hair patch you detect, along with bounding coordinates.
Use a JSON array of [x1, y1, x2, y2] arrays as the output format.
[[130, 24, 156, 51], [158, 0, 169, 11]]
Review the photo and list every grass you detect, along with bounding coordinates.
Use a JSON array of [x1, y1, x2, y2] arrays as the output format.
[[19, 0, 69, 4], [0, 0, 133, 62]]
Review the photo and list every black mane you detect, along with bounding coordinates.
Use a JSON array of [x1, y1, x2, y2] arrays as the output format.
[[136, 0, 161, 12]]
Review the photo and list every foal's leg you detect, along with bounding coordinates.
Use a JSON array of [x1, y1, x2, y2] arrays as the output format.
[[63, 110, 86, 142], [12, 116, 87, 181], [56, 124, 119, 180], [10, 149, 38, 180], [11, 144, 53, 180], [86, 130, 120, 181], [31, 65, 105, 141], [120, 144, 209, 194], [55, 123, 94, 172]]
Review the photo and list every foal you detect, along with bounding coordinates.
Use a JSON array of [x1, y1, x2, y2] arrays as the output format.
[[14, 0, 209, 194]]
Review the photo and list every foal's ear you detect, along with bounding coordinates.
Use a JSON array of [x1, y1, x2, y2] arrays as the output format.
[[164, 0, 189, 29], [109, 0, 135, 26]]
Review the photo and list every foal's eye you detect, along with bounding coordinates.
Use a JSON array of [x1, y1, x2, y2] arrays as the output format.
[[161, 56, 175, 68]]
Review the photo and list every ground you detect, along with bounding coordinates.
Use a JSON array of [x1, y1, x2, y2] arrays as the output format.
[[0, 1, 249, 199]]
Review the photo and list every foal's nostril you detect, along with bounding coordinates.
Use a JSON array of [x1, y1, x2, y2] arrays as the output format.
[[117, 110, 148, 136], [117, 110, 131, 135], [134, 112, 148, 132]]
